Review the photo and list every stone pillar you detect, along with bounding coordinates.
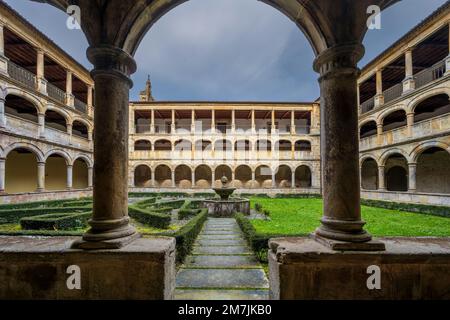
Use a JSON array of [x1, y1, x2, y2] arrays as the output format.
[[251, 109, 256, 134], [88, 166, 93, 188], [374, 68, 384, 107], [290, 110, 295, 134], [171, 169, 176, 188], [191, 109, 195, 134], [271, 170, 276, 188], [312, 44, 382, 250], [378, 165, 386, 190], [407, 112, 414, 137], [151, 168, 156, 188], [150, 109, 155, 134], [211, 170, 216, 188], [38, 113, 45, 138], [191, 170, 195, 189], [87, 85, 93, 108], [171, 109, 175, 134], [0, 158, 5, 193], [0, 21, 8, 76], [251, 170, 256, 189], [231, 109, 236, 133], [211, 109, 216, 134], [67, 123, 73, 145], [403, 49, 415, 93], [36, 49, 47, 94], [67, 164, 73, 190], [37, 161, 45, 192], [0, 96, 5, 128], [271, 109, 276, 133], [311, 103, 320, 134], [376, 123, 383, 146], [408, 163, 417, 192], [71, 45, 138, 250], [446, 22, 450, 74], [291, 170, 295, 189], [65, 70, 75, 107]]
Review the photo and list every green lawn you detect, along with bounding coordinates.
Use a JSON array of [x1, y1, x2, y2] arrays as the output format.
[[250, 198, 450, 237]]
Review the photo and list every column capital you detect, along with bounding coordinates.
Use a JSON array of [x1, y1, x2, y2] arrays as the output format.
[[313, 43, 364, 79], [87, 45, 137, 88]]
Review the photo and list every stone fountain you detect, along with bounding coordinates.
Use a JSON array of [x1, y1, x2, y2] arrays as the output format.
[[202, 176, 250, 217]]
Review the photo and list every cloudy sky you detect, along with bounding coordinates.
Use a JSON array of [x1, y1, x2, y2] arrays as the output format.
[[4, 0, 448, 101]]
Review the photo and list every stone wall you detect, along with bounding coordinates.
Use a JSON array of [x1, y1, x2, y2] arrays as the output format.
[[0, 189, 92, 204]]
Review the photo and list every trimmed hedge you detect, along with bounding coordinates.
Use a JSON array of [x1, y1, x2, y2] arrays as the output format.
[[128, 205, 171, 229], [129, 192, 189, 198], [177, 199, 203, 219], [153, 199, 186, 209], [0, 206, 92, 224], [20, 212, 91, 230], [133, 197, 157, 208], [61, 200, 93, 207], [173, 209, 208, 263], [273, 193, 322, 199], [361, 199, 450, 218], [0, 198, 90, 210]]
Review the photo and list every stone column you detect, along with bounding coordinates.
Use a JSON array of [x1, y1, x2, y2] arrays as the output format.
[[290, 110, 295, 134], [37, 161, 45, 192], [151, 168, 156, 188], [291, 170, 295, 189], [38, 113, 45, 138], [0, 21, 8, 76], [374, 68, 384, 107], [36, 49, 47, 94], [312, 44, 382, 250], [311, 103, 320, 134], [87, 85, 93, 109], [407, 112, 414, 137], [231, 109, 236, 134], [378, 165, 386, 190], [171, 109, 175, 134], [376, 123, 383, 146], [0, 96, 5, 128], [171, 169, 176, 188], [211, 109, 216, 134], [271, 109, 276, 134], [211, 170, 216, 188], [251, 109, 256, 134], [408, 163, 417, 192], [65, 70, 75, 107], [191, 109, 195, 134], [446, 22, 450, 74], [88, 166, 93, 188], [72, 45, 138, 250], [271, 170, 276, 188], [67, 123, 73, 145], [0, 158, 5, 193], [67, 164, 73, 190], [251, 170, 256, 189], [403, 48, 415, 92], [150, 109, 155, 134], [191, 170, 195, 189]]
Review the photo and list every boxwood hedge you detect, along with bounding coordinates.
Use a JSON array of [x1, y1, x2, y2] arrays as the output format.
[[128, 205, 171, 229], [20, 212, 91, 230], [173, 209, 208, 263], [177, 199, 203, 219], [0, 198, 91, 210], [0, 206, 92, 224]]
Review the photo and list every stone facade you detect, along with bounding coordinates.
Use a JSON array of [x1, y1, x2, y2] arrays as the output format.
[[128, 101, 321, 193], [0, 2, 94, 203]]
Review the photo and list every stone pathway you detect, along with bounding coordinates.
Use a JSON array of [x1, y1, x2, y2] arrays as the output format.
[[174, 218, 269, 300]]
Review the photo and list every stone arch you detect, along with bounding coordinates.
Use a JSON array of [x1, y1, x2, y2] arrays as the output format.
[[294, 140, 312, 152], [72, 119, 90, 139], [45, 151, 70, 191], [195, 165, 212, 188], [72, 157, 90, 189], [256, 139, 272, 151], [4, 93, 40, 124], [44, 149, 71, 165], [154, 139, 173, 151], [195, 139, 212, 151], [412, 93, 450, 123], [121, 0, 329, 57], [4, 142, 45, 162], [134, 164, 152, 187], [45, 108, 68, 132], [4, 88, 44, 114], [410, 141, 450, 163], [174, 139, 192, 151], [380, 148, 410, 166], [275, 140, 292, 152], [214, 164, 233, 187], [175, 164, 192, 188], [134, 139, 152, 151], [5, 146, 40, 194], [154, 164, 172, 187], [235, 165, 252, 189], [274, 164, 292, 188], [72, 154, 93, 168], [384, 153, 408, 192], [416, 146, 450, 194], [407, 87, 450, 114], [255, 165, 272, 188], [381, 109, 407, 132], [294, 164, 312, 188], [359, 120, 378, 139], [361, 157, 378, 190], [377, 104, 407, 124]]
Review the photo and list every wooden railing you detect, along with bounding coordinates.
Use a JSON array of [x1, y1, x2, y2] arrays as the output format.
[[7, 61, 36, 89], [74, 98, 87, 113], [383, 82, 402, 103], [360, 97, 375, 114], [415, 60, 446, 89], [47, 82, 65, 104]]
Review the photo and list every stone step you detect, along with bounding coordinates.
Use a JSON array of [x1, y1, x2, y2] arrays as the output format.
[[201, 231, 238, 236], [174, 289, 269, 300], [184, 255, 260, 268], [175, 269, 269, 289], [193, 246, 252, 255], [198, 234, 243, 240], [196, 239, 246, 246]]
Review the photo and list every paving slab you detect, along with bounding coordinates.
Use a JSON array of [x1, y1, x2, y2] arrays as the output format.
[[193, 246, 252, 255], [196, 239, 246, 246], [184, 255, 260, 268], [174, 289, 269, 300], [176, 269, 269, 289], [198, 234, 243, 240]]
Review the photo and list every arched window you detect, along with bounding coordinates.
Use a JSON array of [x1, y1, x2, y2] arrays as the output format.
[[414, 94, 450, 123], [275, 165, 292, 188], [5, 95, 39, 123], [175, 165, 192, 188], [275, 140, 292, 152], [255, 165, 272, 188], [295, 140, 311, 152], [45, 110, 67, 132], [155, 165, 172, 187], [385, 154, 408, 191], [154, 139, 172, 151], [195, 165, 212, 188], [416, 147, 450, 194], [72, 120, 89, 139], [382, 110, 407, 132], [361, 158, 378, 190], [360, 121, 377, 139], [134, 165, 152, 187], [295, 165, 312, 188], [135, 140, 152, 151]]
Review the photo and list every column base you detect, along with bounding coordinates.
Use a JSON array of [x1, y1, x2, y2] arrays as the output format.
[[72, 232, 141, 250], [311, 233, 385, 251]]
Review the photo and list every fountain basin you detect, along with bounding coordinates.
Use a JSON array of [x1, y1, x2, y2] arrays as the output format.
[[202, 198, 250, 217]]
